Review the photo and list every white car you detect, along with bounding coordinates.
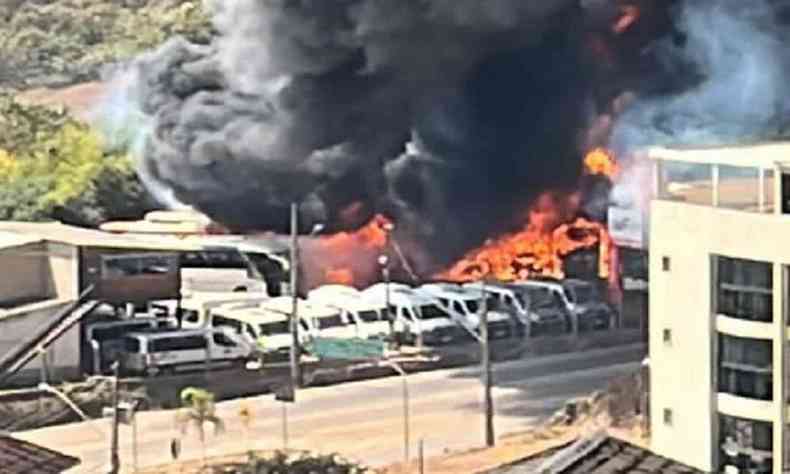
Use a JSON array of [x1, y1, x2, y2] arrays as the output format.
[[308, 285, 392, 340], [360, 285, 462, 346], [418, 283, 514, 340]]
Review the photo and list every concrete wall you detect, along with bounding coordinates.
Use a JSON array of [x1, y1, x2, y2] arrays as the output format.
[[0, 242, 53, 305], [46, 242, 78, 299], [0, 242, 80, 387], [0, 300, 78, 387], [650, 199, 790, 472]]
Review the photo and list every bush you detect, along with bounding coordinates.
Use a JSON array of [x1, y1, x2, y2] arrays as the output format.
[[210, 451, 372, 474]]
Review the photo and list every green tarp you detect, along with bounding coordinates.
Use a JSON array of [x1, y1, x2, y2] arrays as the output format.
[[307, 337, 385, 361]]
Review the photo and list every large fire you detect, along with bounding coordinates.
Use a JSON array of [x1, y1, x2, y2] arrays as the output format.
[[307, 149, 621, 292], [435, 149, 618, 283], [312, 214, 392, 287]]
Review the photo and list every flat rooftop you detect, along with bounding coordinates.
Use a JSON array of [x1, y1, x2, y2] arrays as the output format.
[[647, 141, 790, 170]]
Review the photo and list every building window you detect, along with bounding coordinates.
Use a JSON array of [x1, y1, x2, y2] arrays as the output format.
[[663, 408, 673, 426], [719, 414, 773, 472], [662, 256, 670, 271], [715, 256, 773, 322], [662, 328, 672, 344], [718, 334, 773, 401], [102, 253, 177, 279]]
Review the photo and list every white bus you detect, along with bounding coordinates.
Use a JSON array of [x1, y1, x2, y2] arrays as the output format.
[[120, 328, 253, 376]]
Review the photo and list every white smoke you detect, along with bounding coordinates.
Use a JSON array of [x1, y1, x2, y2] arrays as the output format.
[[610, 0, 790, 216]]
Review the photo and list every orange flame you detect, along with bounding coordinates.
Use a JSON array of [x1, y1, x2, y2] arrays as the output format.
[[435, 191, 615, 283], [612, 5, 641, 35], [584, 147, 618, 179], [313, 214, 392, 286], [436, 148, 621, 284], [325, 268, 354, 285]]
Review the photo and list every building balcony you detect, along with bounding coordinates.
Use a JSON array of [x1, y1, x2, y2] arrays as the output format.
[[648, 144, 788, 215], [718, 393, 774, 422], [716, 314, 774, 339]]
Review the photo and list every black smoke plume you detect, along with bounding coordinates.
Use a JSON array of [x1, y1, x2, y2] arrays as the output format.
[[102, 0, 676, 273]]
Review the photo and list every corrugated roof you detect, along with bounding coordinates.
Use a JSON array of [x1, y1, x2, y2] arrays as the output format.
[[0, 232, 43, 250], [0, 434, 80, 473], [491, 436, 702, 474]]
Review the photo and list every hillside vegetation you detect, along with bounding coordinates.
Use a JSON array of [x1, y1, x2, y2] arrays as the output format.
[[0, 95, 155, 225], [0, 1, 211, 224], [0, 0, 212, 91]]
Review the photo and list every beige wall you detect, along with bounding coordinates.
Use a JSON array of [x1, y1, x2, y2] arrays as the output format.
[[650, 199, 790, 472], [0, 243, 53, 304], [46, 242, 79, 299], [0, 300, 79, 387], [0, 242, 78, 304]]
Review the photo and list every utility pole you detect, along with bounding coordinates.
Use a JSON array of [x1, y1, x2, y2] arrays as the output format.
[[109, 361, 120, 474], [378, 254, 395, 350], [479, 280, 495, 447], [289, 202, 302, 390]]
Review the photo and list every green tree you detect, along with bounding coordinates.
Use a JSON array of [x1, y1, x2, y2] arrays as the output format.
[[0, 116, 155, 225], [175, 387, 225, 466]]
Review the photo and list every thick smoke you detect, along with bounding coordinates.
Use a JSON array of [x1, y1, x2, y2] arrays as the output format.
[[610, 0, 790, 209], [105, 0, 673, 272], [611, 0, 790, 154]]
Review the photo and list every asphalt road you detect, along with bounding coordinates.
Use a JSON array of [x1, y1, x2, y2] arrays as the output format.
[[17, 343, 645, 473]]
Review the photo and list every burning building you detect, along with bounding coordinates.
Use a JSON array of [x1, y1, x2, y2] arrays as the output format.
[[97, 0, 790, 302]]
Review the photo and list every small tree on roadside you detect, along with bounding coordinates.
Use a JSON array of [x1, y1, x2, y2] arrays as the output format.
[[175, 387, 225, 467]]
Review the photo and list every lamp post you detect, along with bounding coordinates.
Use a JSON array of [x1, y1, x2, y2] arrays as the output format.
[[378, 254, 395, 350], [288, 202, 324, 391], [478, 278, 495, 447], [380, 222, 395, 349]]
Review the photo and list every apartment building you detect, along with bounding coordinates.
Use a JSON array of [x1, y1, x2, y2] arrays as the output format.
[[648, 142, 790, 473]]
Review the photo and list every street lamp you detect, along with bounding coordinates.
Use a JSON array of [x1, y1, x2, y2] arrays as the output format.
[[289, 204, 326, 392], [378, 254, 395, 349]]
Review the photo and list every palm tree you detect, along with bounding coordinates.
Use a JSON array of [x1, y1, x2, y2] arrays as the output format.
[[174, 387, 225, 467]]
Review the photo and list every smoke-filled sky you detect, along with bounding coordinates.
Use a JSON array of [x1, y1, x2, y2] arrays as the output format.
[[100, 0, 790, 271]]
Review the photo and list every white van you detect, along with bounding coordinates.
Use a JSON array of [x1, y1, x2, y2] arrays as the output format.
[[464, 282, 568, 337], [360, 285, 461, 346], [209, 306, 300, 362], [150, 291, 270, 329], [418, 283, 514, 340], [512, 279, 613, 332], [121, 328, 253, 375], [86, 318, 176, 375], [307, 285, 391, 340], [258, 296, 356, 341]]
